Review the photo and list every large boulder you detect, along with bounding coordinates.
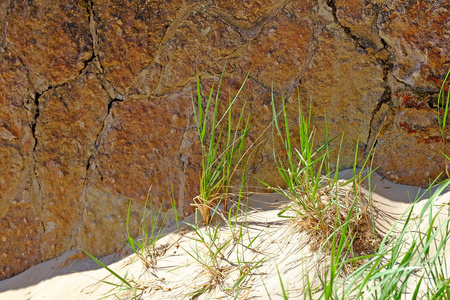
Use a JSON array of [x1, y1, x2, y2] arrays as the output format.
[[0, 0, 448, 279]]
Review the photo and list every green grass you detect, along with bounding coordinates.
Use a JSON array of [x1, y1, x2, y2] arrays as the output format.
[[85, 68, 450, 300], [338, 179, 450, 299], [438, 69, 450, 177], [266, 90, 381, 260], [191, 66, 252, 225]]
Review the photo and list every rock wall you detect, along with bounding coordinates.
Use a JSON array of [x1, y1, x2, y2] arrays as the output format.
[[0, 0, 448, 279]]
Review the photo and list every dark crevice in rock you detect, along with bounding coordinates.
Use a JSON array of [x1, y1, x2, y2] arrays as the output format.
[[76, 54, 96, 82], [364, 35, 394, 153], [29, 92, 44, 236], [78, 95, 120, 242], [86, 0, 122, 100], [78, 0, 94, 16], [73, 0, 96, 80], [365, 86, 393, 149], [85, 98, 123, 171], [326, 0, 366, 50], [107, 98, 123, 115], [30, 92, 41, 152], [86, 0, 99, 59], [84, 96, 123, 191]]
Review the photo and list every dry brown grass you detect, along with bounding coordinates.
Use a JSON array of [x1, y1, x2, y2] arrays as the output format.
[[289, 180, 383, 260]]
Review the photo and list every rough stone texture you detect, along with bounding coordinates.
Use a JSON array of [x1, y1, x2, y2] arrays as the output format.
[[242, 0, 316, 93], [373, 76, 449, 186], [0, 49, 32, 217], [335, 0, 384, 51], [0, 181, 41, 279], [378, 0, 450, 88], [95, 94, 193, 212], [0, 48, 37, 279], [94, 0, 184, 95], [76, 183, 133, 257], [0, 0, 449, 279], [6, 0, 92, 89], [34, 72, 110, 260], [297, 8, 385, 167], [373, 0, 450, 185]]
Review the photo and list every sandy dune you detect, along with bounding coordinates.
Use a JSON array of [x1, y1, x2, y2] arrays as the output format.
[[1, 169, 449, 299]]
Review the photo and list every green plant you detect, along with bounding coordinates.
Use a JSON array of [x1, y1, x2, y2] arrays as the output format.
[[191, 67, 252, 225], [125, 196, 168, 268], [438, 69, 450, 177], [83, 187, 178, 299], [82, 249, 136, 297], [267, 90, 381, 258], [182, 206, 233, 297], [277, 263, 289, 299], [338, 178, 450, 299]]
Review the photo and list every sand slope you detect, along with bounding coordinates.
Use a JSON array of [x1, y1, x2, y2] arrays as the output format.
[[1, 169, 449, 300]]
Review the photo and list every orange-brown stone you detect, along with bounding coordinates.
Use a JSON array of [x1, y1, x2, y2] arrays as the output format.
[[34, 72, 110, 260], [6, 0, 92, 89], [0, 0, 449, 279]]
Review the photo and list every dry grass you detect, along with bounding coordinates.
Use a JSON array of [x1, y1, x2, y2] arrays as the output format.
[[290, 181, 382, 257]]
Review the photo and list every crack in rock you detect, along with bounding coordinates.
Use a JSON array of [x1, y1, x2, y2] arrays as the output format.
[[364, 35, 394, 153], [324, 0, 397, 155], [326, 0, 367, 50]]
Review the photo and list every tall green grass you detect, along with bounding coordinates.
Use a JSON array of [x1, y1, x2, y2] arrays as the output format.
[[266, 90, 380, 258], [191, 67, 252, 225], [438, 69, 450, 177]]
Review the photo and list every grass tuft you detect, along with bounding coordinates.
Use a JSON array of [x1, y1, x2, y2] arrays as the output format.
[[191, 66, 252, 225], [266, 90, 382, 264]]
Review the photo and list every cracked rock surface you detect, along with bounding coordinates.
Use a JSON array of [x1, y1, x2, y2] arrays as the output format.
[[0, 0, 448, 279]]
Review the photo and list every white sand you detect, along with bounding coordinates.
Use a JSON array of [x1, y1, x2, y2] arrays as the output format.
[[1, 169, 449, 300]]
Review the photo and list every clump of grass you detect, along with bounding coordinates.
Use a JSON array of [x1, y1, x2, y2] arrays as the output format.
[[191, 67, 252, 225], [267, 91, 382, 262], [183, 219, 233, 297], [82, 187, 178, 299], [125, 189, 169, 268], [181, 195, 264, 298]]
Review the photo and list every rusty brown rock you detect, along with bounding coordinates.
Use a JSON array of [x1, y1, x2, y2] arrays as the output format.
[[94, 0, 183, 95], [0, 47, 40, 279], [0, 48, 34, 230], [6, 0, 92, 89], [297, 16, 385, 168], [374, 80, 448, 186], [378, 0, 450, 88], [96, 94, 194, 215], [0, 181, 41, 279], [76, 182, 132, 257], [213, 0, 283, 24], [154, 3, 248, 95], [335, 0, 384, 51], [242, 0, 316, 93], [34, 72, 109, 260]]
